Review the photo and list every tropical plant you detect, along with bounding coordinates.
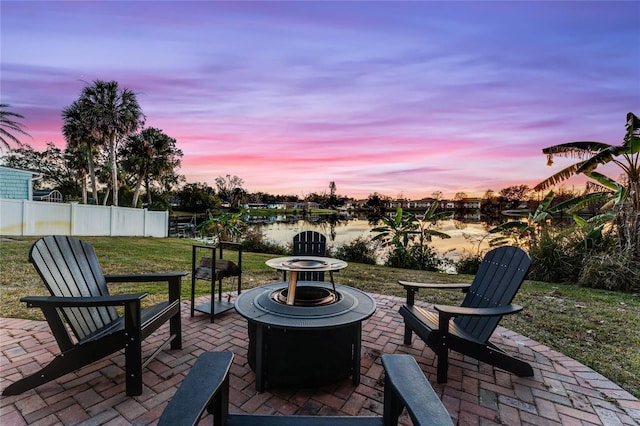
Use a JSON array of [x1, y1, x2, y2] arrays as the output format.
[[371, 205, 452, 270], [0, 104, 30, 150], [489, 191, 557, 247], [76, 80, 144, 206], [533, 112, 640, 257], [120, 127, 183, 208], [196, 210, 247, 242]]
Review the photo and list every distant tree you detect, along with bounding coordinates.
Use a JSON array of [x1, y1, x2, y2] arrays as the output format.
[[1, 143, 81, 197], [62, 100, 101, 204], [328, 181, 337, 209], [431, 191, 443, 201], [481, 189, 501, 218], [178, 182, 220, 212], [0, 104, 30, 150], [215, 174, 245, 209], [499, 185, 530, 209], [76, 80, 144, 206], [120, 127, 183, 208]]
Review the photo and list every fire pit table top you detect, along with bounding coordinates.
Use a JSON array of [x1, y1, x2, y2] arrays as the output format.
[[234, 281, 376, 329], [265, 256, 348, 272]]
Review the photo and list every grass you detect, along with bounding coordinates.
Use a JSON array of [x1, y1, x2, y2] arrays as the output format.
[[1, 236, 638, 398]]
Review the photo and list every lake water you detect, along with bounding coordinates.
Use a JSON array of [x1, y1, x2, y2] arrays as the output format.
[[256, 217, 494, 263]]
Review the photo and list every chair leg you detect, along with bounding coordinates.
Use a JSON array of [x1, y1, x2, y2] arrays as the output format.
[[2, 337, 122, 396], [403, 324, 413, 345]]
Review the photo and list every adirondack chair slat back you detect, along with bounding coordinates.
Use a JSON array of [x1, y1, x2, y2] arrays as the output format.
[[455, 246, 531, 343], [292, 231, 327, 281], [29, 236, 119, 340]]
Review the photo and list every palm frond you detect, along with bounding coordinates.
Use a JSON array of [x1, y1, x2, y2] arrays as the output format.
[[533, 163, 581, 191], [542, 141, 611, 158], [584, 171, 621, 191], [550, 192, 611, 214]]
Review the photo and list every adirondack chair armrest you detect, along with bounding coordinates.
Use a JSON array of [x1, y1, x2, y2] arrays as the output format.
[[21, 293, 148, 308], [398, 281, 470, 305], [104, 272, 188, 283], [398, 281, 471, 290], [433, 304, 523, 318], [381, 354, 453, 425]]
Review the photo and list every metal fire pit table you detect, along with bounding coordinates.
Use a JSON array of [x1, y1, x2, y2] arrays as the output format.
[[265, 256, 348, 305], [235, 281, 376, 391]]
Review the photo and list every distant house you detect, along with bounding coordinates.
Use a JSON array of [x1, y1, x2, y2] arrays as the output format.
[[33, 190, 63, 203], [0, 166, 42, 200]]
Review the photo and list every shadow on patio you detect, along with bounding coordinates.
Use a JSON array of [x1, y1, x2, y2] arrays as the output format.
[[1, 293, 639, 425]]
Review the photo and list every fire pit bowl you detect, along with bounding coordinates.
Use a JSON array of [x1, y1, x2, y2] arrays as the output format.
[[235, 281, 376, 391]]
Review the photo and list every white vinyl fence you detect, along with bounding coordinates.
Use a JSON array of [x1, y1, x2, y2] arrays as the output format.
[[0, 199, 168, 237]]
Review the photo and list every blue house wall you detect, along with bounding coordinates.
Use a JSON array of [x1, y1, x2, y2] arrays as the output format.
[[0, 166, 37, 200]]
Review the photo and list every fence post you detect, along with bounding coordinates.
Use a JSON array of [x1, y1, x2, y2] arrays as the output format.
[[143, 208, 148, 237], [22, 200, 28, 236], [110, 205, 116, 236]]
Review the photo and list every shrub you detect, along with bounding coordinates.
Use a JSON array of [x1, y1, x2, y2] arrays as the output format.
[[241, 226, 288, 255], [578, 250, 640, 292], [332, 236, 378, 265], [528, 228, 584, 284], [385, 243, 443, 271], [454, 251, 483, 275]]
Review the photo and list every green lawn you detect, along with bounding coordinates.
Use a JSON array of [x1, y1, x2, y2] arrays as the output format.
[[1, 236, 638, 398]]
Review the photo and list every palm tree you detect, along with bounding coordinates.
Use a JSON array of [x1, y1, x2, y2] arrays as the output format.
[[534, 112, 640, 256], [78, 80, 144, 206], [62, 101, 100, 204], [0, 103, 30, 150], [120, 127, 182, 208]]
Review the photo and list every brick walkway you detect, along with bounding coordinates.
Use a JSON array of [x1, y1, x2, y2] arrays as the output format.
[[1, 293, 639, 425]]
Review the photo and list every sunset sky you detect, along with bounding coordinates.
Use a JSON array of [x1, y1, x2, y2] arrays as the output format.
[[2, 1, 639, 199]]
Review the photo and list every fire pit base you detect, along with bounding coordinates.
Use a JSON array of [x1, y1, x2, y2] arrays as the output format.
[[235, 281, 376, 391], [247, 321, 357, 387]]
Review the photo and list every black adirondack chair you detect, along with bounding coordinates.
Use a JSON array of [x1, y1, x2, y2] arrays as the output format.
[[2, 235, 185, 397], [290, 231, 327, 281], [398, 246, 534, 383], [159, 351, 453, 426]]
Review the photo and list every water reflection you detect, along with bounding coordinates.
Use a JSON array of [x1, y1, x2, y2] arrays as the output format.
[[250, 214, 493, 260]]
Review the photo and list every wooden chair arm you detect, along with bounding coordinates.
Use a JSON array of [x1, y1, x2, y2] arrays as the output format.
[[21, 293, 147, 308], [382, 354, 453, 425], [158, 351, 234, 426], [398, 281, 471, 290], [398, 281, 470, 305], [104, 272, 188, 283], [433, 304, 523, 318]]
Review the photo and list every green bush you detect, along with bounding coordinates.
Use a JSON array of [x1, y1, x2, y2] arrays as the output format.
[[578, 250, 640, 292], [454, 251, 483, 275], [332, 236, 378, 265], [385, 243, 443, 271], [528, 228, 584, 284], [241, 227, 288, 255]]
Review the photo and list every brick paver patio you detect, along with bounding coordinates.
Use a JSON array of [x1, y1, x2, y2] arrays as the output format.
[[1, 293, 639, 425]]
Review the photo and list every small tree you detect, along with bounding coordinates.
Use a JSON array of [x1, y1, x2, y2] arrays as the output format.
[[534, 112, 639, 258]]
